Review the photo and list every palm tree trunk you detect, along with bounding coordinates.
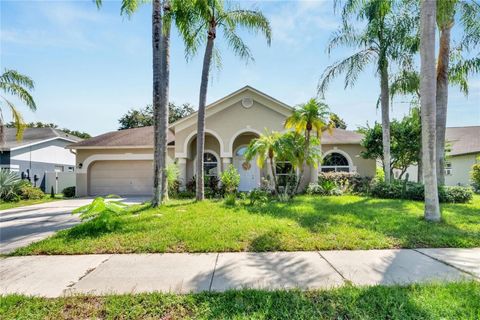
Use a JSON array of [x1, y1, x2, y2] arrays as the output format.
[[269, 156, 279, 194], [420, 0, 440, 221], [158, 0, 171, 203], [152, 0, 163, 207], [294, 129, 310, 194], [435, 25, 452, 186], [380, 61, 391, 184], [196, 30, 215, 201]]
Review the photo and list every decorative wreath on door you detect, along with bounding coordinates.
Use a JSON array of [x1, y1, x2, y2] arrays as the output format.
[[242, 161, 251, 171]]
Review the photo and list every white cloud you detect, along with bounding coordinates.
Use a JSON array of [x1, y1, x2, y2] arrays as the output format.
[[267, 0, 338, 46]]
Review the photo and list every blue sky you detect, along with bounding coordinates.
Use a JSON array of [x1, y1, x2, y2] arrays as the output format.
[[1, 0, 479, 136]]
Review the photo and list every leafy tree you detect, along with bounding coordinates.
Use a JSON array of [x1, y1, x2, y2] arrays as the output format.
[[318, 0, 418, 184], [329, 113, 347, 129], [420, 0, 440, 221], [118, 103, 194, 130], [6, 121, 91, 139], [183, 0, 272, 201], [471, 156, 480, 193], [0, 69, 36, 143], [360, 109, 421, 179], [284, 98, 333, 192]]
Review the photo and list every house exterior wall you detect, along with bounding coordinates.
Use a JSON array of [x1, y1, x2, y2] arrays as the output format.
[[402, 153, 479, 186], [446, 153, 478, 186], [7, 139, 76, 191], [321, 144, 376, 177]]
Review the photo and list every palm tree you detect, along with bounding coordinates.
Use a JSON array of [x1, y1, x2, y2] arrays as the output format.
[[95, 0, 193, 207], [420, 0, 440, 221], [183, 0, 271, 201], [245, 130, 281, 194], [435, 0, 480, 186], [284, 98, 332, 192], [318, 0, 418, 184], [0, 69, 36, 144]]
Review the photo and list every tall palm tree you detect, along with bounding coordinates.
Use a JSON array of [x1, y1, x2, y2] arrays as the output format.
[[184, 0, 271, 201], [318, 0, 418, 184], [435, 0, 480, 185], [420, 0, 440, 221], [95, 0, 193, 207], [284, 98, 332, 192], [0, 69, 36, 144], [245, 130, 281, 194]]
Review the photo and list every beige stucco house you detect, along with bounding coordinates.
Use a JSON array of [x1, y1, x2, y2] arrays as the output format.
[[69, 86, 376, 196]]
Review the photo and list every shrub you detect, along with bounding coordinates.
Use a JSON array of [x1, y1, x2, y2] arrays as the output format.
[[371, 181, 473, 203], [166, 164, 180, 197], [0, 169, 21, 201], [471, 162, 480, 193], [63, 186, 76, 198], [220, 165, 240, 194], [317, 172, 372, 194], [248, 188, 270, 206], [440, 186, 474, 203], [17, 183, 44, 200], [50, 186, 55, 198], [224, 193, 236, 206], [72, 197, 127, 233]]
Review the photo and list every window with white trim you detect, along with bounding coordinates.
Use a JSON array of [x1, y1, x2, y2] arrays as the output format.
[[445, 162, 452, 176], [203, 152, 218, 177], [275, 161, 294, 186], [321, 152, 350, 172]]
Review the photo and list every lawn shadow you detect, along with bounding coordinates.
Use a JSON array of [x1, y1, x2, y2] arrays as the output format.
[[242, 195, 480, 249]]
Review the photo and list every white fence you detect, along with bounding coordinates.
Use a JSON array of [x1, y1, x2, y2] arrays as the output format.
[[45, 171, 76, 194]]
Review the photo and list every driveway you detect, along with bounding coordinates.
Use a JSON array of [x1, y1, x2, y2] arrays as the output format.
[[0, 197, 148, 254]]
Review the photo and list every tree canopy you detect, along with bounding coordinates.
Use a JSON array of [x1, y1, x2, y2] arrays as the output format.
[[118, 102, 195, 130], [359, 108, 421, 179]]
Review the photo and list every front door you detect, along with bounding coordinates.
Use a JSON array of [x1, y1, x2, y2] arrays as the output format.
[[234, 146, 260, 191]]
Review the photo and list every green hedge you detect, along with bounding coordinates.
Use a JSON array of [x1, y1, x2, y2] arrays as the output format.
[[371, 181, 473, 203]]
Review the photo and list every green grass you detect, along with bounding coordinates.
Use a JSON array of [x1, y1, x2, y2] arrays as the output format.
[[1, 281, 479, 319], [13, 195, 480, 255], [0, 196, 62, 211]]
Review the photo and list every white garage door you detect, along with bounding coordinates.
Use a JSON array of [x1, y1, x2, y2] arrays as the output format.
[[89, 160, 153, 196]]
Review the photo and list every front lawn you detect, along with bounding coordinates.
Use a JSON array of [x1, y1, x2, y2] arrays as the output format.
[[13, 194, 480, 255], [2, 281, 479, 319], [0, 196, 62, 211]]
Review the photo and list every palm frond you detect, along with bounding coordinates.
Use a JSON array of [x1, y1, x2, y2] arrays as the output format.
[[318, 48, 375, 97], [1, 96, 26, 140], [223, 8, 272, 46], [0, 82, 36, 111], [222, 26, 254, 63], [0, 69, 34, 90]]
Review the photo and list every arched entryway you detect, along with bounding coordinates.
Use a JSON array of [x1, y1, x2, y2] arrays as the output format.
[[231, 132, 260, 191]]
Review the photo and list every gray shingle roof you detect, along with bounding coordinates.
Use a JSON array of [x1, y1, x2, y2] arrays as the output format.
[[0, 127, 82, 151], [446, 126, 480, 156], [69, 126, 361, 148], [67, 126, 175, 148]]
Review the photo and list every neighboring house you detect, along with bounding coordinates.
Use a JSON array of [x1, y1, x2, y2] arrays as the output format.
[[0, 127, 82, 191], [69, 86, 376, 196], [401, 126, 480, 186]]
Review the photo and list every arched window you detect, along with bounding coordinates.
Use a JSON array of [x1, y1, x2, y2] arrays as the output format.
[[321, 152, 350, 172], [203, 152, 218, 177]]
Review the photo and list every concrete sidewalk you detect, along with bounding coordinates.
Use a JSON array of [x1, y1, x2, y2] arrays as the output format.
[[1, 248, 478, 297]]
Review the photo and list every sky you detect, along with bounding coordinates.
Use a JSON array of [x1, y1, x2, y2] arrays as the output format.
[[1, 0, 479, 136]]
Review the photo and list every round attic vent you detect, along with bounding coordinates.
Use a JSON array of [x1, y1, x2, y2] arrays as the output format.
[[241, 97, 254, 108]]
